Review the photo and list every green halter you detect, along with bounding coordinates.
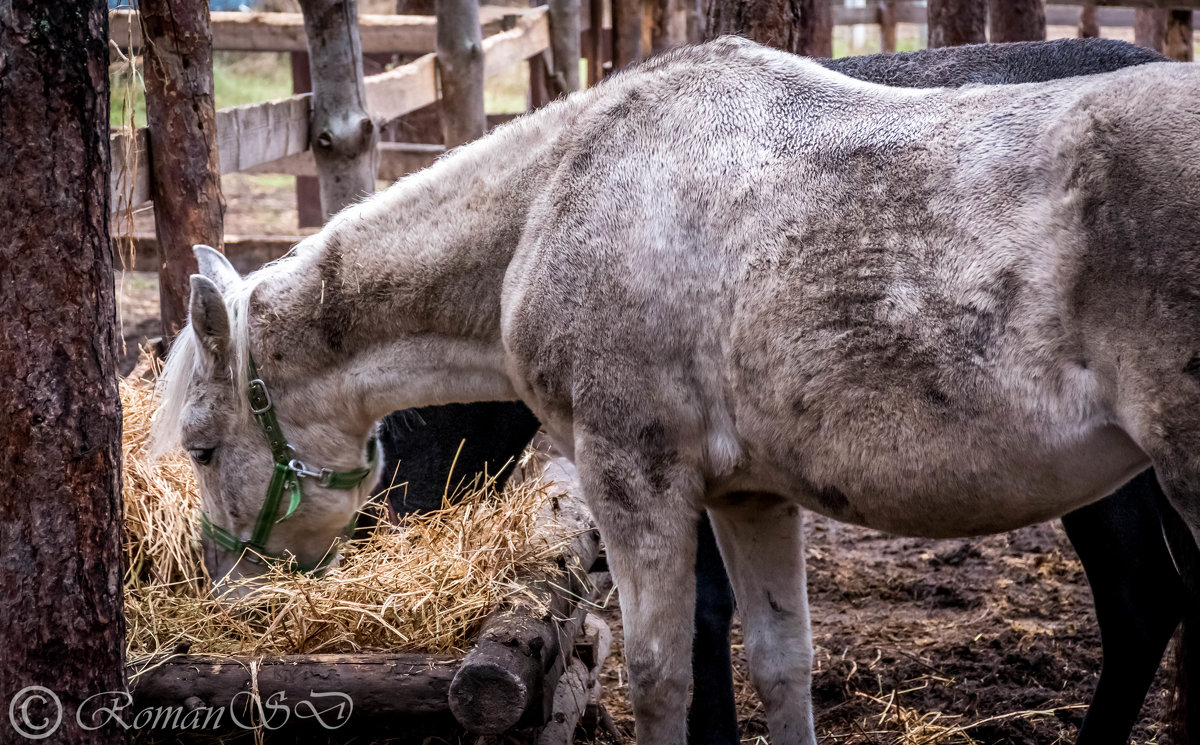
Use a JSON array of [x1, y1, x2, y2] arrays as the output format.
[[200, 355, 377, 574]]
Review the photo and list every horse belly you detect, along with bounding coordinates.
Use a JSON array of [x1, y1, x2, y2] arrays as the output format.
[[771, 424, 1151, 537]]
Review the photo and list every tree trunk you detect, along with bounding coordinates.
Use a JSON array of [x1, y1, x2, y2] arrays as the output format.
[[298, 0, 379, 219], [139, 0, 225, 344], [1135, 8, 1168, 54], [0, 2, 126, 743], [1166, 11, 1193, 62], [703, 0, 832, 57], [1079, 1, 1099, 39], [436, 0, 486, 148], [928, 0, 986, 48], [988, 0, 1044, 43]]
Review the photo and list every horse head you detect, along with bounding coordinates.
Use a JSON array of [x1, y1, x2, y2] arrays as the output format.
[[152, 245, 382, 598]]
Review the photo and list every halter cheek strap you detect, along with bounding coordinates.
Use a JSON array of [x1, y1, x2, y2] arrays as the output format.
[[200, 355, 377, 574]]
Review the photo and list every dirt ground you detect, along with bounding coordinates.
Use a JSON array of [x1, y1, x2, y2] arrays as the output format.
[[593, 517, 1176, 745], [116, 177, 1177, 745]]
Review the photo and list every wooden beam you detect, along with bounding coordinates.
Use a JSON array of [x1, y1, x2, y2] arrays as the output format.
[[110, 7, 536, 54], [364, 53, 440, 123]]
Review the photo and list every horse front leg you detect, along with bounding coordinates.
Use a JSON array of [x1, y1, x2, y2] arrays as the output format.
[[709, 494, 816, 745], [576, 432, 702, 745]]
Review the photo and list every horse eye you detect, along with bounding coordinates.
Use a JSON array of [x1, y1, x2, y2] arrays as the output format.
[[366, 436, 378, 457], [188, 448, 215, 466]]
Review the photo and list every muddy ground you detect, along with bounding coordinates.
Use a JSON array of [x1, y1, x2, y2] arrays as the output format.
[[117, 176, 1176, 745]]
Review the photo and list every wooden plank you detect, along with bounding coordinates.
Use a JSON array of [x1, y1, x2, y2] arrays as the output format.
[[365, 52, 440, 122], [216, 94, 311, 175], [1045, 5, 1137, 25], [483, 7, 552, 78], [110, 7, 537, 54], [110, 129, 151, 215]]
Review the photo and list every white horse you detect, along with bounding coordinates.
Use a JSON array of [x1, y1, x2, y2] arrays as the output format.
[[154, 38, 1200, 744]]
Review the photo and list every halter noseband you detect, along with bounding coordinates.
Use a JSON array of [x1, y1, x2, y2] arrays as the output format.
[[200, 355, 377, 574]]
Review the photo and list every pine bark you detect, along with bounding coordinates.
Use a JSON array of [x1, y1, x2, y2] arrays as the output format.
[[704, 0, 832, 57], [0, 1, 126, 743], [928, 0, 987, 48], [988, 0, 1045, 43], [139, 0, 225, 343]]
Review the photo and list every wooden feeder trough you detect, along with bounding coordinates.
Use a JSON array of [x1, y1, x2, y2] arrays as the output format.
[[120, 374, 616, 743]]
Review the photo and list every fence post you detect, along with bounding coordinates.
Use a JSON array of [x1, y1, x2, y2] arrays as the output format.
[[139, 0, 225, 344], [436, 0, 487, 146], [586, 0, 605, 84], [613, 0, 643, 69], [1079, 2, 1099, 39], [927, 0, 986, 48], [1166, 11, 1194, 62], [880, 0, 898, 52], [298, 0, 379, 218], [549, 0, 582, 95]]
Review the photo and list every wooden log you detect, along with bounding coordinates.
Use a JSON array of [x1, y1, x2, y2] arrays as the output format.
[[928, 0, 987, 47], [138, 0, 225, 343], [988, 0, 1046, 41], [437, 0, 487, 147], [535, 659, 591, 745], [130, 654, 460, 720], [298, 0, 379, 219], [549, 0, 582, 95], [448, 447, 602, 734]]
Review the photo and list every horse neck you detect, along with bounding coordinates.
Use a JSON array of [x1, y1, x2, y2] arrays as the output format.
[[250, 108, 572, 428]]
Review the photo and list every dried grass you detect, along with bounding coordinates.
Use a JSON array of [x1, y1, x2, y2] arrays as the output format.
[[122, 362, 556, 674]]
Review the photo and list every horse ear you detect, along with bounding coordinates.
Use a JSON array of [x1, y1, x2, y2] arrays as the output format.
[[189, 275, 231, 368], [194, 244, 240, 295]]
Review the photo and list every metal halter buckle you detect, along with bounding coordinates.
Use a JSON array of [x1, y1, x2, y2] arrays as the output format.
[[248, 379, 272, 414], [287, 458, 334, 486]]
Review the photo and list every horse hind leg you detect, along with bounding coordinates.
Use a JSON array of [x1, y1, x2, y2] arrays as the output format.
[[575, 430, 703, 745], [709, 493, 816, 745]]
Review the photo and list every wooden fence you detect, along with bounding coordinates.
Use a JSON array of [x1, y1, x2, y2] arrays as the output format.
[[110, 5, 557, 213]]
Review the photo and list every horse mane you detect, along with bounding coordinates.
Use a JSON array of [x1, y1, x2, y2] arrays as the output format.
[[148, 273, 263, 458]]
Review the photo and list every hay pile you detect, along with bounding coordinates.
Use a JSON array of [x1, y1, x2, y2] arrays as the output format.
[[121, 366, 557, 671]]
